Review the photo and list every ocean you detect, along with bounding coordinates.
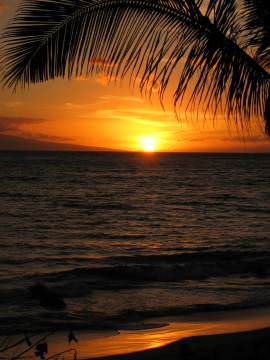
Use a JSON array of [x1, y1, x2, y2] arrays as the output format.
[[0, 152, 269, 335]]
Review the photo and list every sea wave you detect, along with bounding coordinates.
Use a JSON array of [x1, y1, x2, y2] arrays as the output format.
[[1, 300, 270, 336], [29, 250, 270, 288]]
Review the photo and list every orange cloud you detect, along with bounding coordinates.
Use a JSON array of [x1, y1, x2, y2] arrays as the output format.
[[95, 72, 117, 86], [0, 100, 23, 108], [89, 57, 115, 69], [0, 2, 6, 13], [75, 75, 89, 81], [97, 95, 143, 103], [0, 116, 46, 132], [0, 116, 73, 145]]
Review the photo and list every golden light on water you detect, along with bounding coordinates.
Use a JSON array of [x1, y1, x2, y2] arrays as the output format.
[[139, 135, 157, 152]]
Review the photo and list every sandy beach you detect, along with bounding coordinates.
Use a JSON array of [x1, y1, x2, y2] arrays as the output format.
[[3, 307, 270, 360], [40, 307, 270, 360]]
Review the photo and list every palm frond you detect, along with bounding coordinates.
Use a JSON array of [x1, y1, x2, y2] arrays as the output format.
[[244, 0, 270, 70], [1, 0, 270, 135]]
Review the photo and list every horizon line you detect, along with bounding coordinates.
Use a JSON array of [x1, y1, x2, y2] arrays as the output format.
[[0, 150, 269, 154]]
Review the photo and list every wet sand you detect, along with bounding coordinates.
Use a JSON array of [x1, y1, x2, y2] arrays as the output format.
[[90, 327, 270, 360], [47, 307, 270, 359]]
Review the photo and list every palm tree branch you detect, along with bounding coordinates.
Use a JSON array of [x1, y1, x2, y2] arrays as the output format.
[[1, 0, 270, 134], [2, 1, 185, 86], [244, 0, 270, 69]]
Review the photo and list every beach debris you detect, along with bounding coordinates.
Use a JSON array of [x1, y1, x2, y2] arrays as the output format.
[[30, 283, 66, 310], [68, 329, 78, 344], [35, 342, 48, 359]]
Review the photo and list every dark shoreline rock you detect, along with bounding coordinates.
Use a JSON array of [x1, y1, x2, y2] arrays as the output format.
[[30, 283, 66, 310]]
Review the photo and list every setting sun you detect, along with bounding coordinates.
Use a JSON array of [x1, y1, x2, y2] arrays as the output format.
[[139, 136, 157, 152]]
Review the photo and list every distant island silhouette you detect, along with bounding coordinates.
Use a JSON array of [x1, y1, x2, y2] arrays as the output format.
[[0, 134, 119, 152]]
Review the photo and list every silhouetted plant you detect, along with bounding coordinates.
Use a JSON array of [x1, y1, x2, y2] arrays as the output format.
[[0, 332, 77, 360], [68, 330, 78, 345], [1, 0, 270, 134]]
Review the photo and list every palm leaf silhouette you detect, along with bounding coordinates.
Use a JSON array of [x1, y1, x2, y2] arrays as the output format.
[[1, 0, 270, 134]]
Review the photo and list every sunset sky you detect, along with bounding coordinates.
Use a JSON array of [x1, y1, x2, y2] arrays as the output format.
[[0, 0, 269, 152]]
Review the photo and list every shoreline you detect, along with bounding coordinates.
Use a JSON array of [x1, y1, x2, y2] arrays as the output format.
[[90, 327, 270, 360], [41, 306, 270, 359]]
